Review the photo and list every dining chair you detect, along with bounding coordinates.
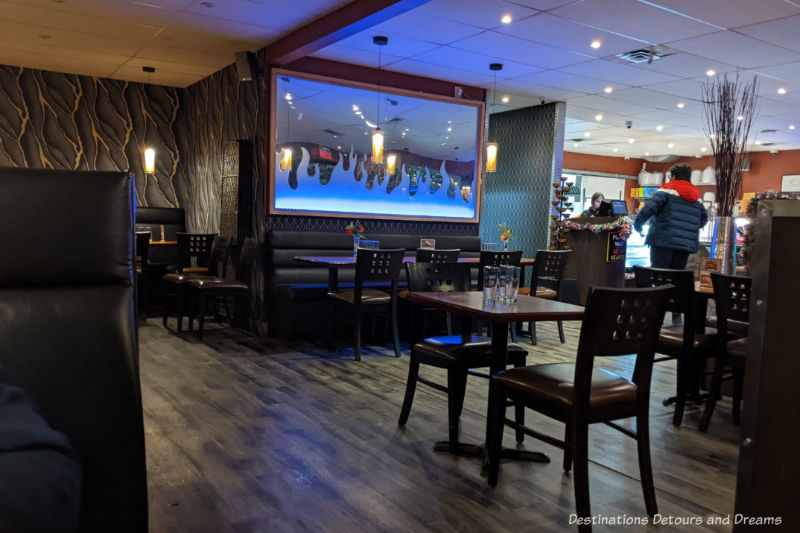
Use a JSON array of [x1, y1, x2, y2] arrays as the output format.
[[162, 235, 232, 330], [415, 248, 460, 264], [633, 266, 717, 427], [518, 249, 571, 345], [327, 248, 405, 361], [169, 232, 216, 273], [486, 285, 673, 532], [184, 237, 258, 339], [400, 263, 529, 451], [698, 272, 751, 431]]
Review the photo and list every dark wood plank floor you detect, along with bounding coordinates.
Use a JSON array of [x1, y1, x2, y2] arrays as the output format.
[[140, 319, 740, 533]]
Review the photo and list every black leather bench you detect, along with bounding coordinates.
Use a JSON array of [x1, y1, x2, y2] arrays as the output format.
[[135, 207, 186, 311], [265, 230, 480, 338]]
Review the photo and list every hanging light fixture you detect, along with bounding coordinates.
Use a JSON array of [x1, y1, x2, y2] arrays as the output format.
[[486, 63, 503, 173], [143, 147, 155, 174], [372, 36, 388, 164], [280, 80, 292, 171], [386, 154, 397, 174]]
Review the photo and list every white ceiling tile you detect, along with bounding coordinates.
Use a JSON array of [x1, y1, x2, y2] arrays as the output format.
[[550, 0, 719, 42], [414, 0, 540, 29], [640, 78, 704, 101], [498, 12, 650, 56], [0, 49, 118, 78], [153, 28, 258, 55], [736, 14, 800, 54], [626, 51, 737, 80], [384, 58, 497, 87], [369, 12, 484, 45], [567, 94, 654, 115], [642, 0, 800, 29], [181, 0, 322, 31], [332, 34, 441, 59], [499, 78, 586, 100], [558, 59, 682, 86], [665, 32, 800, 69], [604, 87, 685, 109], [0, 38, 131, 67], [626, 109, 703, 127], [163, 11, 280, 42], [311, 44, 405, 70], [109, 65, 201, 87], [749, 61, 800, 83], [517, 71, 630, 94], [412, 46, 546, 78], [136, 45, 233, 69], [450, 31, 591, 69], [511, 0, 580, 10]]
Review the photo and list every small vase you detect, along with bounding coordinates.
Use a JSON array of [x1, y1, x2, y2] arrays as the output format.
[[711, 216, 736, 274], [353, 236, 360, 258], [502, 240, 509, 251]]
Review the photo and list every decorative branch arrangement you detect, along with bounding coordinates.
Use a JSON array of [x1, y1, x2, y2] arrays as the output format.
[[701, 74, 759, 217], [549, 177, 573, 250]]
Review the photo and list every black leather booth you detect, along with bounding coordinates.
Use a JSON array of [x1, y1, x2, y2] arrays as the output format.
[[135, 207, 185, 264], [0, 168, 148, 532], [265, 230, 481, 338]]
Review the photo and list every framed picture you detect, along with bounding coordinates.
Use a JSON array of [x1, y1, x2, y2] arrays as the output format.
[[419, 238, 436, 249], [700, 258, 721, 288], [781, 174, 800, 192], [269, 69, 484, 222]]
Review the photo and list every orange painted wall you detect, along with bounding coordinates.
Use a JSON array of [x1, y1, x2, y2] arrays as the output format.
[[563, 151, 645, 211]]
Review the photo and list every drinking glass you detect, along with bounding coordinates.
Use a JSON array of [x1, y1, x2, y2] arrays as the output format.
[[497, 265, 511, 303], [483, 266, 498, 305], [481, 242, 498, 252], [507, 265, 521, 303]]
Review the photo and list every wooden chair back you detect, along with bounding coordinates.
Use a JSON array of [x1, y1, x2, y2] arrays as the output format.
[[531, 249, 571, 294], [478, 250, 522, 289], [176, 232, 216, 272], [415, 248, 460, 264], [711, 272, 751, 337], [406, 262, 470, 293]]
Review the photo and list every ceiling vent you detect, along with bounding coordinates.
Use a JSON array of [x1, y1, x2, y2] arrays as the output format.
[[617, 49, 660, 64]]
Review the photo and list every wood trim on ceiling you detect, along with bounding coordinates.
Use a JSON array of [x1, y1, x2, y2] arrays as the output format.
[[265, 0, 433, 67]]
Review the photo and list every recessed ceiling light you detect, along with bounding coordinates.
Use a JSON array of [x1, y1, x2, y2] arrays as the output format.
[[447, 126, 452, 132], [501, 14, 512, 24], [700, 147, 707, 152], [676, 102, 685, 109], [447, 120, 452, 124], [595, 113, 603, 121], [612, 148, 618, 152], [584, 132, 591, 137], [352, 105, 359, 111], [706, 69, 716, 76], [590, 40, 602, 49], [755, 140, 762, 145], [778, 87, 788, 95], [790, 124, 796, 130], [656, 125, 664, 131], [710, 132, 716, 138], [604, 86, 613, 93], [645, 152, 650, 156], [501, 96, 509, 103], [573, 142, 579, 147], [667, 143, 675, 148], [337, 145, 342, 150], [284, 93, 292, 100], [628, 138, 635, 143], [737, 115, 744, 120]]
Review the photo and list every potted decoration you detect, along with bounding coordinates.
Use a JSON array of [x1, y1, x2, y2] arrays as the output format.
[[701, 74, 758, 273], [499, 223, 513, 250], [346, 221, 366, 257]]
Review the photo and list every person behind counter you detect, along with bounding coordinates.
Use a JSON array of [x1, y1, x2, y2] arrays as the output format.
[[580, 192, 605, 217], [633, 163, 708, 269]]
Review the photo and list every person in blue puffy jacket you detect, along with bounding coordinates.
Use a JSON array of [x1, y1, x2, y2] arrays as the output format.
[[633, 163, 709, 269]]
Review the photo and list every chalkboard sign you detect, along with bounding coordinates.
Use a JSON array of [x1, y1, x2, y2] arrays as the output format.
[[606, 231, 627, 263]]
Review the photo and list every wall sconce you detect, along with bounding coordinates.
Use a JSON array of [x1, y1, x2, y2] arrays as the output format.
[[143, 147, 156, 174], [280, 147, 293, 171], [372, 128, 384, 164], [486, 142, 498, 173], [386, 153, 397, 174]]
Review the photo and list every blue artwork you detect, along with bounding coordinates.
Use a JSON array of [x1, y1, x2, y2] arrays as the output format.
[[270, 72, 483, 221]]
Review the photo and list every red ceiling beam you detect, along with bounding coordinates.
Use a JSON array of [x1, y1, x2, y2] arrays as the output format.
[[264, 0, 432, 67]]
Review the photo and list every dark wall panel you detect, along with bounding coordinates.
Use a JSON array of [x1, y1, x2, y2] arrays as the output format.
[[0, 65, 181, 208]]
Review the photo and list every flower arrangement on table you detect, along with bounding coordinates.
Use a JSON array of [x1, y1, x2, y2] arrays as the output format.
[[345, 221, 366, 238], [563, 215, 633, 240], [499, 223, 513, 248]]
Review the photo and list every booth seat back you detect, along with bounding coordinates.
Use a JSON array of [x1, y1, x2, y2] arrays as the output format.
[[266, 230, 480, 292], [0, 168, 147, 533]]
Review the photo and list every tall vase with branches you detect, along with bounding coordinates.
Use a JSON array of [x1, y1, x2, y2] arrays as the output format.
[[701, 74, 759, 273]]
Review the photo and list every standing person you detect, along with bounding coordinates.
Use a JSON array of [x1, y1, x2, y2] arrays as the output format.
[[633, 163, 709, 270], [580, 192, 605, 217]]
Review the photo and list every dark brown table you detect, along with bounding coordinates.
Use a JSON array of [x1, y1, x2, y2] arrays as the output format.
[[294, 255, 536, 292], [401, 291, 584, 461]]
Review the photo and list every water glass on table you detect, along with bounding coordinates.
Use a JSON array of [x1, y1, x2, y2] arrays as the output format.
[[483, 266, 498, 305], [506, 265, 521, 303], [481, 242, 498, 252]]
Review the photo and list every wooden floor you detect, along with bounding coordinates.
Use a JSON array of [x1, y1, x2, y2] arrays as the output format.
[[140, 318, 740, 533]]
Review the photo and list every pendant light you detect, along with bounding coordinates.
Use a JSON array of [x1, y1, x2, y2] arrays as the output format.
[[486, 63, 503, 173], [372, 36, 388, 165], [280, 82, 292, 171], [386, 154, 397, 174]]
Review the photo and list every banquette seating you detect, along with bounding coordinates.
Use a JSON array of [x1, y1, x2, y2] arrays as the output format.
[[265, 231, 482, 339]]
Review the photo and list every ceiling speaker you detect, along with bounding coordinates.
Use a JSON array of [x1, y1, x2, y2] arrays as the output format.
[[235, 51, 257, 82]]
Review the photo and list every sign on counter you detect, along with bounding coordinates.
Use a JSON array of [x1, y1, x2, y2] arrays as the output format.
[[606, 231, 627, 263]]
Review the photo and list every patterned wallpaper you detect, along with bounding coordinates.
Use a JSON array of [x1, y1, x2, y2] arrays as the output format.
[[0, 65, 182, 208], [479, 103, 567, 262]]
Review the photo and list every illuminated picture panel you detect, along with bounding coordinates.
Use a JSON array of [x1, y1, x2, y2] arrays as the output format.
[[270, 70, 484, 222]]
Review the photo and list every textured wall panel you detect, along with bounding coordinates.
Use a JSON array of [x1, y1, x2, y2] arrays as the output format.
[[0, 64, 181, 207], [479, 103, 567, 265]]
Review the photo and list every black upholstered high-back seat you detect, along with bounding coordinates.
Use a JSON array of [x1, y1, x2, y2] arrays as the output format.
[[135, 207, 185, 265]]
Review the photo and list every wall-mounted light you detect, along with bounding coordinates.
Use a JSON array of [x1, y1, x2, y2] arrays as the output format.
[[386, 153, 397, 174], [143, 147, 155, 174], [486, 142, 498, 173], [280, 147, 293, 171]]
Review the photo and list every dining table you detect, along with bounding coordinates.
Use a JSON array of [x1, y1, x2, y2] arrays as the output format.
[[293, 255, 536, 292], [401, 290, 584, 462]]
